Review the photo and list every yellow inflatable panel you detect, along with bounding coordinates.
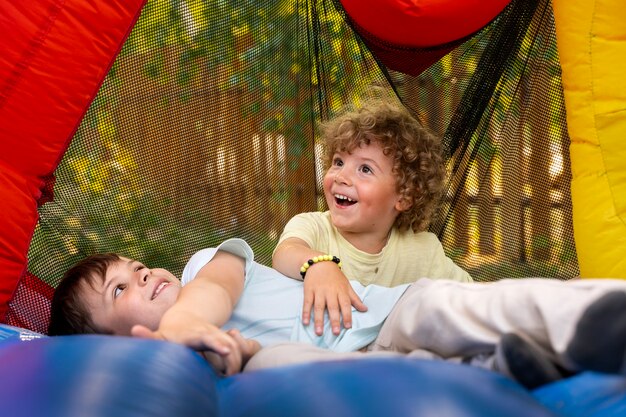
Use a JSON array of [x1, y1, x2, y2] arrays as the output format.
[[552, 0, 626, 277]]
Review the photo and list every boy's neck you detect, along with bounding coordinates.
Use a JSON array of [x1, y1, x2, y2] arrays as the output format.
[[339, 229, 392, 254]]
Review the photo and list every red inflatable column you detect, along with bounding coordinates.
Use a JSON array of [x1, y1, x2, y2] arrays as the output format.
[[0, 0, 146, 320]]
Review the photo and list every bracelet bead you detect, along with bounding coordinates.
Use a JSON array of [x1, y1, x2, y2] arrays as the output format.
[[300, 255, 341, 279]]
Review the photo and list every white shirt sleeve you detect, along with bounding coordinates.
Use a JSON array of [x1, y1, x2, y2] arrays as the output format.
[[181, 238, 255, 286]]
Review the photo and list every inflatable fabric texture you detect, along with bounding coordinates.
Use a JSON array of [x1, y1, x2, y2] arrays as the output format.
[[338, 0, 511, 76], [0, 0, 147, 319], [0, 334, 557, 417], [0, 323, 45, 344], [0, 335, 219, 417], [218, 357, 556, 417], [534, 372, 626, 417], [339, 0, 511, 47], [552, 0, 626, 278], [1, 333, 626, 417]]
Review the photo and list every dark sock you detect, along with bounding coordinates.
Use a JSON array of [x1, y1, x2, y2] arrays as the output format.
[[566, 291, 626, 374], [498, 333, 563, 389]]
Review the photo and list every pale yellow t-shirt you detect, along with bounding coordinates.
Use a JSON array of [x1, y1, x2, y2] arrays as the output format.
[[276, 211, 472, 287]]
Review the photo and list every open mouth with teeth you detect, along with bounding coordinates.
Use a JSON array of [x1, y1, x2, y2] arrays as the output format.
[[335, 194, 356, 207], [152, 281, 169, 300]]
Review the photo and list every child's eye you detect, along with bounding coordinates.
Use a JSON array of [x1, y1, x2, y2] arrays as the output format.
[[360, 165, 372, 174], [134, 265, 145, 272], [114, 284, 125, 298], [332, 157, 343, 167]]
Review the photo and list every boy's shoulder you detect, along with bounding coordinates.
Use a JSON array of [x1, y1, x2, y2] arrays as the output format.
[[182, 239, 255, 285], [395, 228, 438, 240], [287, 211, 333, 228], [393, 229, 443, 249], [291, 210, 330, 221]]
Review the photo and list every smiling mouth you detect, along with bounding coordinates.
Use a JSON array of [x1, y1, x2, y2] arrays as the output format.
[[334, 193, 356, 207], [152, 282, 169, 300]]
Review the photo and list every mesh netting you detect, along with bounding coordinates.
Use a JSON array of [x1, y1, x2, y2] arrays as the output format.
[[7, 0, 577, 333]]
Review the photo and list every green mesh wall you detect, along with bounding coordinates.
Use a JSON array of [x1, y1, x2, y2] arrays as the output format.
[[26, 0, 576, 307]]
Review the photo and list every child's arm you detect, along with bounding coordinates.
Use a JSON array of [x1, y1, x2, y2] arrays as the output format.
[[273, 237, 367, 336], [132, 250, 248, 375]]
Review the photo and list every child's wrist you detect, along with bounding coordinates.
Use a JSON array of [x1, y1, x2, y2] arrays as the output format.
[[299, 255, 342, 279]]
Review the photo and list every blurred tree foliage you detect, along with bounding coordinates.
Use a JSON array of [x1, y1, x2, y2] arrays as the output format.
[[29, 0, 380, 281]]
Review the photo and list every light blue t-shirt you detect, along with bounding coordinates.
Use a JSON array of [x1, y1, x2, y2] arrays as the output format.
[[181, 238, 410, 352]]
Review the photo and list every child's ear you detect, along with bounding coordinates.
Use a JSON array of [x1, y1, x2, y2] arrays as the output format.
[[395, 196, 412, 212]]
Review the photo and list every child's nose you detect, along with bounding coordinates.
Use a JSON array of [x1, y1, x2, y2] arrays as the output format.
[[138, 271, 149, 285], [335, 170, 351, 185]]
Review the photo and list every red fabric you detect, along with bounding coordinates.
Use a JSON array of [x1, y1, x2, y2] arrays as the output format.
[[5, 273, 54, 334], [346, 17, 463, 77], [0, 0, 146, 321], [340, 0, 511, 47], [340, 0, 511, 76]]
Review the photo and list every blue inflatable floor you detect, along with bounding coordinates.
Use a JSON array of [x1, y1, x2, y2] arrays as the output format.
[[0, 329, 624, 417]]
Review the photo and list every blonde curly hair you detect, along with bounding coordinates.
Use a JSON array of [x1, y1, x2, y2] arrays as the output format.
[[321, 97, 445, 232]]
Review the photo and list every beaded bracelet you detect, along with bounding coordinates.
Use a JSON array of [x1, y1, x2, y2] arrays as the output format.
[[300, 255, 342, 279]]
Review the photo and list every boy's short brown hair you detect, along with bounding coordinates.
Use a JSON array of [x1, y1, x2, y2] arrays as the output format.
[[48, 253, 121, 336], [321, 97, 445, 232]]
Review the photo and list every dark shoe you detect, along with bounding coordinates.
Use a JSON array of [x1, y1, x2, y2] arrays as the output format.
[[566, 291, 626, 374], [496, 333, 563, 389]]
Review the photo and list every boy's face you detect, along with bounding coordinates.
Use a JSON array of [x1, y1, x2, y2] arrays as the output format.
[[323, 141, 407, 237], [82, 257, 181, 335]]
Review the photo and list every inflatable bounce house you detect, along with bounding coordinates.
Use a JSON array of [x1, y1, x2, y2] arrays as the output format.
[[1, 0, 625, 415]]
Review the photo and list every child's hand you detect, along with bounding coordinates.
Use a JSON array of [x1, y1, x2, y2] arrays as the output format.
[[131, 316, 247, 376], [225, 329, 261, 367], [303, 262, 368, 336], [200, 329, 261, 375]]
